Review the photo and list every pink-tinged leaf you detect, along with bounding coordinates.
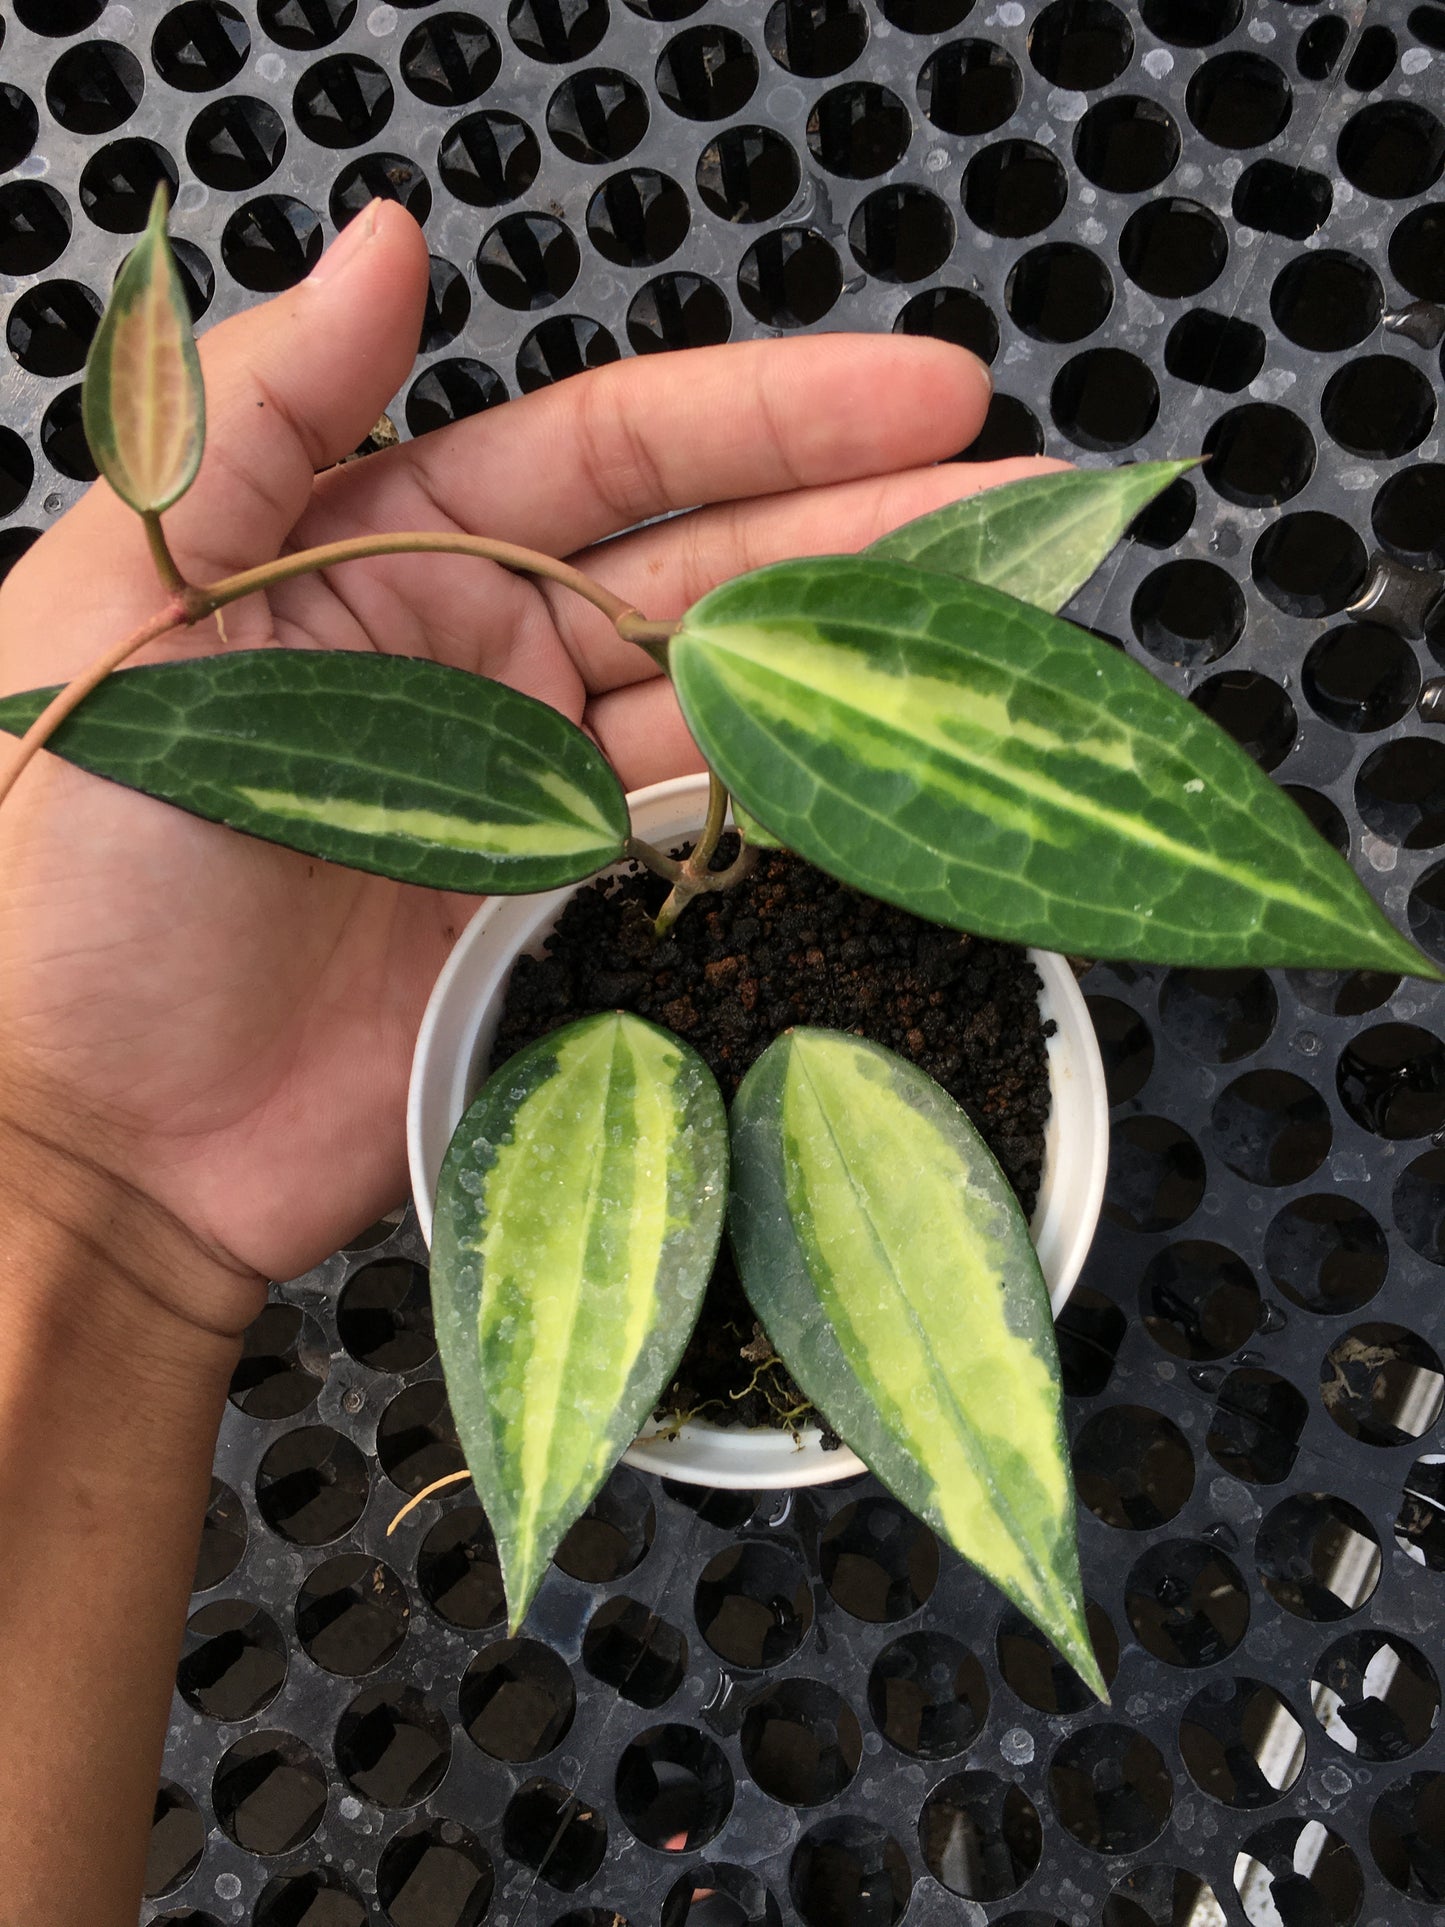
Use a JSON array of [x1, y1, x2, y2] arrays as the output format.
[[82, 184, 205, 515]]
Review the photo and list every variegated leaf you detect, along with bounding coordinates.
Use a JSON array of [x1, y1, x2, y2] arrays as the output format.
[[729, 1028, 1105, 1697], [82, 184, 205, 515], [867, 460, 1200, 613], [432, 1013, 728, 1629], [0, 651, 627, 892], [671, 556, 1437, 977]]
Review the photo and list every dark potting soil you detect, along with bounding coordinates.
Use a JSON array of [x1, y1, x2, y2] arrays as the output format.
[[490, 837, 1053, 1435]]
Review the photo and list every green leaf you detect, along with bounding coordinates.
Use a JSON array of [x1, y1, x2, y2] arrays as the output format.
[[82, 183, 205, 516], [733, 801, 783, 850], [867, 460, 1200, 612], [672, 557, 1438, 977], [730, 1028, 1104, 1696], [432, 1013, 727, 1628], [0, 651, 628, 893]]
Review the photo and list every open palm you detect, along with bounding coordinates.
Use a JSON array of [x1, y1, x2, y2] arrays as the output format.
[[0, 203, 1047, 1317]]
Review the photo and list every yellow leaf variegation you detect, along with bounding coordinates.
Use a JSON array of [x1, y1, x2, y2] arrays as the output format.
[[431, 1013, 728, 1630], [729, 1029, 1106, 1698], [83, 183, 205, 515]]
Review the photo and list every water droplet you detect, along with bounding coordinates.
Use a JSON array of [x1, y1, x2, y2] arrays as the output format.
[[1258, 1302, 1287, 1334], [1190, 1365, 1226, 1394]]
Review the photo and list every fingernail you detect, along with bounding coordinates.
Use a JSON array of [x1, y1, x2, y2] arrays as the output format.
[[309, 199, 382, 286]]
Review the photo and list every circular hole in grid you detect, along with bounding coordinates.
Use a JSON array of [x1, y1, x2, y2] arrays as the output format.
[[694, 1540, 813, 1668], [0, 182, 72, 276], [963, 139, 1068, 238], [1346, 21, 1399, 89], [293, 54, 393, 147], [6, 280, 101, 379], [509, 0, 610, 63], [14, 0, 106, 30], [921, 1771, 1042, 1897], [1201, 403, 1315, 508], [330, 153, 432, 228], [1052, 347, 1158, 451], [1086, 995, 1154, 1103], [554, 1467, 654, 1581], [1103, 1115, 1207, 1234], [552, 1914, 635, 1927], [377, 1818, 494, 1927], [1125, 1539, 1250, 1666], [1321, 1321, 1445, 1446], [400, 11, 500, 106], [1103, 1868, 1228, 1927], [628, 272, 731, 350], [1312, 1631, 1440, 1760], [1074, 1405, 1195, 1529], [517, 314, 622, 391], [657, 25, 758, 119], [46, 42, 144, 135], [1374, 464, 1445, 570], [336, 1684, 452, 1807], [868, 1629, 989, 1757], [1264, 1194, 1388, 1314], [255, 1872, 365, 1926], [504, 1781, 609, 1892], [417, 1504, 506, 1628], [765, 0, 870, 78], [739, 1679, 862, 1808], [186, 95, 286, 190], [737, 228, 842, 328], [808, 81, 910, 177], [1358, 738, 1445, 849], [338, 1259, 436, 1373], [587, 168, 689, 266], [229, 1303, 328, 1419], [1271, 249, 1382, 351], [1139, 1241, 1262, 1361], [1394, 1146, 1445, 1265], [626, 0, 707, 16], [791, 1818, 910, 1927], [662, 1864, 781, 1927], [1028, 0, 1134, 87], [1119, 197, 1227, 297], [697, 125, 800, 221], [1411, 4, 1445, 48], [996, 1599, 1121, 1712], [546, 68, 648, 164], [894, 285, 998, 361], [617, 1724, 733, 1850], [213, 1729, 328, 1853], [919, 40, 1021, 137], [1208, 1367, 1308, 1486], [1159, 970, 1277, 1064], [1322, 356, 1436, 460], [820, 1497, 938, 1621], [1005, 241, 1113, 341], [39, 385, 94, 482], [958, 392, 1046, 461], [1398, 1454, 1445, 1568], [849, 184, 954, 282], [1233, 156, 1333, 242], [1179, 1678, 1305, 1807], [296, 1554, 410, 1674], [1187, 51, 1291, 148], [1255, 1492, 1382, 1621], [1252, 513, 1368, 619], [179, 1599, 287, 1719], [1338, 1023, 1445, 1139], [1303, 623, 1419, 733], [1190, 671, 1297, 772], [1289, 968, 1399, 1019], [1075, 96, 1180, 194], [1049, 1727, 1173, 1854], [439, 110, 542, 203], [376, 1381, 463, 1494], [1235, 1825, 1363, 1927], [1339, 101, 1445, 198], [152, 2, 250, 92], [222, 194, 323, 292], [583, 1596, 687, 1707], [0, 428, 34, 517], [1370, 1770, 1445, 1901], [78, 137, 179, 233], [0, 529, 40, 586], [1130, 560, 1243, 667], [194, 1477, 247, 1592], [407, 357, 507, 433], [259, 0, 356, 49], [1131, 478, 1197, 548], [145, 1782, 205, 1898], [1296, 14, 1349, 82], [255, 1424, 369, 1544], [462, 1638, 577, 1761], [1390, 202, 1445, 302]]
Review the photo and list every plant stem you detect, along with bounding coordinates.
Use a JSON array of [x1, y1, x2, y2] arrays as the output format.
[[653, 777, 758, 939], [693, 771, 728, 873], [0, 600, 187, 809], [142, 512, 189, 600]]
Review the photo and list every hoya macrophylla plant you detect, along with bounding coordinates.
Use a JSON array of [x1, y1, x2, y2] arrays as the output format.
[[3, 189, 1440, 1689]]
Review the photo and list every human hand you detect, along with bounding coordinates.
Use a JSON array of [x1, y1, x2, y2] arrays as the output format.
[[0, 201, 1051, 1324]]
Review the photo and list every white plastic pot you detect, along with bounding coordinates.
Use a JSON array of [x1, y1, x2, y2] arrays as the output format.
[[408, 774, 1110, 1490]]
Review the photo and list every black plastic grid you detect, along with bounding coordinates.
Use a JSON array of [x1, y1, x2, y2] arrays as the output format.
[[2, 2, 1444, 1923]]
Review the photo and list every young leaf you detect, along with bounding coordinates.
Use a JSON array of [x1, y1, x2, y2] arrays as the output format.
[[431, 1013, 727, 1629], [866, 460, 1199, 613], [730, 1029, 1105, 1697], [0, 651, 627, 893], [82, 183, 205, 516], [672, 557, 1438, 978]]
